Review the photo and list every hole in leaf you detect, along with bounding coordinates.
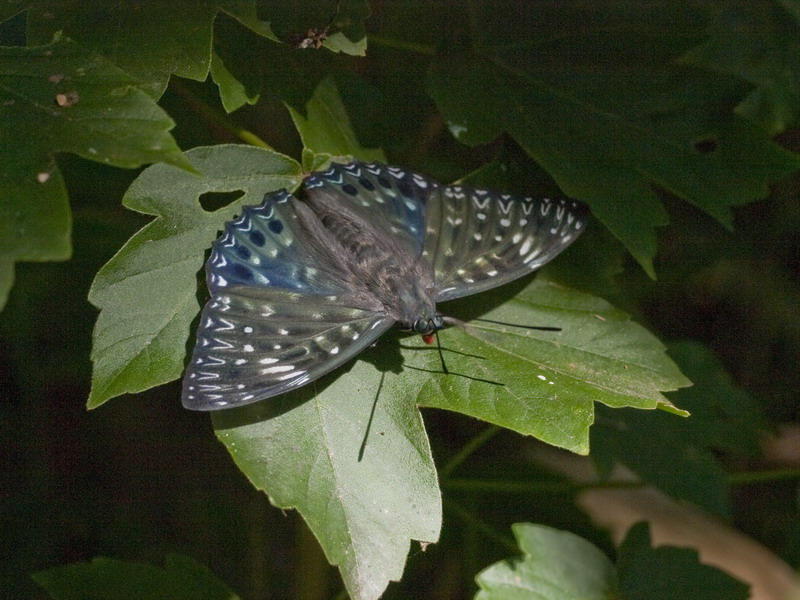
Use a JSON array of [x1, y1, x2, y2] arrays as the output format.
[[199, 190, 245, 212], [693, 137, 718, 154]]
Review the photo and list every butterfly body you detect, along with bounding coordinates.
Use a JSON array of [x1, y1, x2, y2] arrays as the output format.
[[303, 184, 442, 335], [182, 161, 588, 411]]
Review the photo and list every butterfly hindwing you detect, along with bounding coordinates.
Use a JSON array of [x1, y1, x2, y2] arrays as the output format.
[[183, 287, 393, 410], [424, 185, 588, 302], [182, 190, 391, 410]]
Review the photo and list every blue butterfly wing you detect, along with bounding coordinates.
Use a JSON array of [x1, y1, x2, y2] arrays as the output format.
[[423, 186, 588, 302], [182, 190, 393, 411], [303, 161, 430, 253]]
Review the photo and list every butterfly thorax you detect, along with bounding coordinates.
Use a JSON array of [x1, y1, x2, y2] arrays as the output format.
[[384, 270, 443, 336], [344, 236, 442, 335], [303, 192, 443, 336]]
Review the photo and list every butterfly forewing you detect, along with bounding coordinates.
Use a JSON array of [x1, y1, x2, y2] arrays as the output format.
[[303, 161, 431, 253], [425, 186, 588, 302], [182, 189, 390, 410]]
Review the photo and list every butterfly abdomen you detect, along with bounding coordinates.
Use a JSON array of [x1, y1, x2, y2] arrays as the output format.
[[306, 200, 438, 332]]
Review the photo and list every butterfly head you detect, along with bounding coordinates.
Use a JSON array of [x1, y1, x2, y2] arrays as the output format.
[[412, 314, 445, 345]]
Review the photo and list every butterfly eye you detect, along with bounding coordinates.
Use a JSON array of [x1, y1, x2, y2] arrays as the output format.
[[413, 318, 432, 335]]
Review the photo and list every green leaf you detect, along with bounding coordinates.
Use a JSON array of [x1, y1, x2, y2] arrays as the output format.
[[33, 554, 241, 600], [474, 523, 618, 600], [617, 522, 750, 600], [0, 35, 189, 312], [220, 0, 280, 41], [26, 1, 221, 97], [205, 277, 686, 596], [426, 2, 800, 276], [682, 1, 800, 134], [210, 51, 259, 114], [421, 278, 690, 454], [87, 145, 302, 408], [211, 358, 441, 600], [323, 30, 368, 56], [288, 76, 386, 167]]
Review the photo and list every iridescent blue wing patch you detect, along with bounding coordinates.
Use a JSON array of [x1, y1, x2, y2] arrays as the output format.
[[422, 186, 588, 302], [182, 190, 392, 411], [302, 161, 431, 253]]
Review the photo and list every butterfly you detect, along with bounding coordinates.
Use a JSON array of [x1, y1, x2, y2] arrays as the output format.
[[182, 161, 588, 410]]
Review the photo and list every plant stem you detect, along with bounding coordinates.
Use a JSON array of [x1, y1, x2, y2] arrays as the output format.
[[439, 425, 501, 479], [170, 79, 272, 148], [444, 498, 518, 553], [728, 468, 800, 485], [367, 34, 437, 55]]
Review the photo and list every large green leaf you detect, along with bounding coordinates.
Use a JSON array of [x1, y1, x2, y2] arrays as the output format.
[[0, 35, 189, 312], [207, 276, 688, 599], [426, 1, 800, 276], [87, 145, 303, 408], [420, 278, 690, 454], [33, 554, 240, 600], [212, 360, 441, 600]]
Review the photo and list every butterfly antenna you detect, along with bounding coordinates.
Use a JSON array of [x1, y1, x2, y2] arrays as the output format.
[[444, 315, 559, 332], [435, 330, 449, 376]]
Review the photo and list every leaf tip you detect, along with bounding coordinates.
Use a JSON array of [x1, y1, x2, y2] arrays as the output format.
[[656, 401, 690, 417]]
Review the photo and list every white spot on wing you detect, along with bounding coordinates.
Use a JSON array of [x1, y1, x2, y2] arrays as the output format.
[[262, 365, 295, 374]]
